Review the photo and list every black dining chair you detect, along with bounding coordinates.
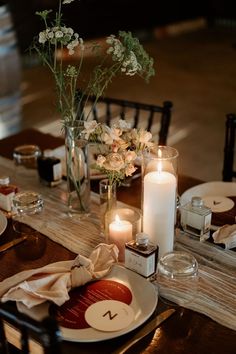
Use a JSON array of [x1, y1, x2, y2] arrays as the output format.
[[222, 113, 236, 182], [0, 302, 62, 354], [77, 94, 173, 145]]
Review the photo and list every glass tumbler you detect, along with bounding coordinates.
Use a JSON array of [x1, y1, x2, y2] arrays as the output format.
[[12, 191, 46, 260], [13, 144, 41, 181]]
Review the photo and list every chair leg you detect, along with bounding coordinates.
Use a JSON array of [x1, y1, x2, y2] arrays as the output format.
[[0, 319, 10, 354]]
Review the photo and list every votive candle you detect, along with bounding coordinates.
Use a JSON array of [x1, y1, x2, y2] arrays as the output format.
[[109, 215, 133, 261]]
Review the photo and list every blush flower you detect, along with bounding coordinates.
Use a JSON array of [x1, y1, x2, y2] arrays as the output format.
[[104, 153, 125, 171]]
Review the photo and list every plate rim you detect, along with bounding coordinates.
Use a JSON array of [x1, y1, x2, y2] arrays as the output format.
[[180, 181, 236, 206], [59, 264, 158, 342], [0, 211, 7, 237]]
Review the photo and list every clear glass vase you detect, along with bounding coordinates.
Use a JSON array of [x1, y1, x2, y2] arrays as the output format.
[[99, 179, 117, 235], [65, 121, 91, 217]]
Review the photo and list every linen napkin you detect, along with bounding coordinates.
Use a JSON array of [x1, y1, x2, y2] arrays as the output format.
[[0, 243, 119, 310], [212, 224, 236, 249]]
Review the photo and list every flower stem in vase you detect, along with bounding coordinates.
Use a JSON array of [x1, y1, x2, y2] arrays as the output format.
[[65, 123, 91, 218], [99, 179, 117, 235]]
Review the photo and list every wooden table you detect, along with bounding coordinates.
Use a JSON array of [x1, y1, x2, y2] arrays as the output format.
[[0, 129, 235, 354]]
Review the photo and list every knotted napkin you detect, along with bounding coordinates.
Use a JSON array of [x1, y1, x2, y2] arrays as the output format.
[[0, 243, 119, 310], [212, 224, 236, 249]]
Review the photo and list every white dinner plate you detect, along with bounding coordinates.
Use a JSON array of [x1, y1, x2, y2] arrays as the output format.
[[180, 181, 236, 206], [28, 265, 158, 342], [0, 211, 7, 236], [54, 265, 157, 342]]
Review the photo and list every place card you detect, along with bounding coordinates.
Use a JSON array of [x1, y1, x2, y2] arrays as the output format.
[[203, 196, 234, 213], [85, 300, 134, 332]]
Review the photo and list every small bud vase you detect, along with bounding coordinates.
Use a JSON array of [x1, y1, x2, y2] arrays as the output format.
[[65, 121, 91, 217]]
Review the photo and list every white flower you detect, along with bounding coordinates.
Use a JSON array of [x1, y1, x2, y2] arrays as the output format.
[[124, 150, 136, 163], [55, 30, 63, 38], [116, 119, 132, 131], [101, 126, 125, 146], [97, 155, 106, 168], [63, 0, 75, 4], [106, 35, 125, 62], [103, 153, 125, 171], [83, 120, 99, 139], [121, 51, 142, 76], [125, 163, 137, 177], [67, 38, 79, 55], [139, 130, 152, 143], [39, 31, 47, 44]]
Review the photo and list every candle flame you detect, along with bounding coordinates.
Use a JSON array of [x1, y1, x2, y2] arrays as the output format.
[[157, 148, 163, 174], [115, 214, 121, 223], [157, 161, 162, 174]]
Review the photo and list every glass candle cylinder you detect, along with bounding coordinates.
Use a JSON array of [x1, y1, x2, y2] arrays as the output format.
[[105, 207, 141, 262], [142, 146, 178, 258]]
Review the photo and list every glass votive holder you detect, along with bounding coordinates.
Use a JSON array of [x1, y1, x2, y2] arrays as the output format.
[[12, 191, 46, 260], [105, 207, 141, 262], [142, 145, 179, 258], [155, 251, 199, 307], [13, 144, 42, 180]]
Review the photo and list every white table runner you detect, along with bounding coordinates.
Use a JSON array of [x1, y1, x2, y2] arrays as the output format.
[[1, 156, 236, 331]]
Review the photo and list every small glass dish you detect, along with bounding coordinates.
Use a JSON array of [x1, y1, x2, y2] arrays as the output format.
[[157, 251, 198, 279], [13, 144, 41, 181], [13, 144, 41, 169], [156, 251, 199, 307], [12, 191, 46, 260]]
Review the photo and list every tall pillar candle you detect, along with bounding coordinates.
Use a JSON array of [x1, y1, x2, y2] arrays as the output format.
[[143, 170, 177, 258]]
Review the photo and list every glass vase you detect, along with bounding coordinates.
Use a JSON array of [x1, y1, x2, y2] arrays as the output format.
[[65, 121, 91, 217], [99, 179, 117, 235]]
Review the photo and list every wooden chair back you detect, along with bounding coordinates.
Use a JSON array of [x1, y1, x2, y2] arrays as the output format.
[[0, 303, 62, 354], [77, 94, 173, 145], [222, 113, 236, 181]]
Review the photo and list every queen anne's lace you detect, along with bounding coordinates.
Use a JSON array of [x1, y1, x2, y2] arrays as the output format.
[[32, 0, 154, 126]]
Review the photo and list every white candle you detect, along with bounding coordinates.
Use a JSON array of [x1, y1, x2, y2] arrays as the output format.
[[109, 215, 133, 262], [143, 169, 176, 258]]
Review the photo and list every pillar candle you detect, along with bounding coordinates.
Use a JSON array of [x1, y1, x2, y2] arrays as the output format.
[[109, 215, 133, 261], [143, 170, 176, 258]]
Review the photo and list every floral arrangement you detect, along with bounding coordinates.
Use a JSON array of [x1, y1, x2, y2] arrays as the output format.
[[31, 0, 155, 127], [83, 120, 154, 186], [32, 0, 156, 201]]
